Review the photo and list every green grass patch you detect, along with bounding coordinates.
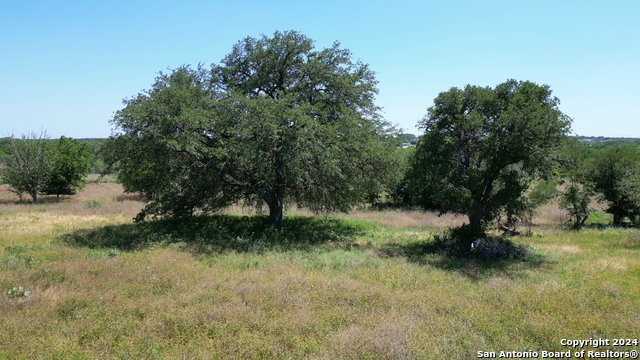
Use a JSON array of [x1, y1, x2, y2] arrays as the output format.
[[585, 209, 612, 227], [83, 199, 104, 209]]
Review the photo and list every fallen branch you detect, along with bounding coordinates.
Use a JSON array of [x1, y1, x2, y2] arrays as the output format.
[[498, 223, 521, 236]]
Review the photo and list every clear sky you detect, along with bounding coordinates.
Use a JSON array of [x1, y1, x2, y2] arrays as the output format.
[[2, 0, 639, 138]]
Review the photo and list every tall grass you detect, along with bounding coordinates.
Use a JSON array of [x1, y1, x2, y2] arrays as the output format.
[[0, 183, 638, 358]]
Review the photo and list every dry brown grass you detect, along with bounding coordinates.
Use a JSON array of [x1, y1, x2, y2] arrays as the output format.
[[0, 183, 141, 247], [1, 183, 141, 213], [221, 203, 468, 230], [537, 244, 582, 254], [529, 203, 569, 229], [338, 209, 467, 229]]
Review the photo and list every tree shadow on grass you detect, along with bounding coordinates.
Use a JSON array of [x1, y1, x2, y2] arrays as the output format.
[[59, 214, 365, 254], [378, 240, 548, 281]]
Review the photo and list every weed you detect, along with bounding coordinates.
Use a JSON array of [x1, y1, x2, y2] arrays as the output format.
[[1, 253, 37, 270], [30, 268, 67, 287], [55, 297, 90, 320], [619, 230, 640, 249], [4, 245, 27, 255], [169, 241, 187, 250], [586, 210, 611, 225], [84, 200, 104, 208], [7, 286, 30, 298]]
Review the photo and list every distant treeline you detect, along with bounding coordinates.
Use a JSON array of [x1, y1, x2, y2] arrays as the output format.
[[2, 135, 638, 176], [578, 136, 640, 145], [0, 137, 112, 179], [577, 136, 640, 162]]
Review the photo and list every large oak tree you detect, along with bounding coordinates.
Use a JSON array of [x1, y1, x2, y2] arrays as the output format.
[[106, 30, 396, 227]]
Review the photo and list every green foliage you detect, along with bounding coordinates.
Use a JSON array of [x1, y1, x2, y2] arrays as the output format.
[[0, 138, 10, 158], [556, 138, 594, 229], [502, 179, 558, 228], [366, 146, 414, 208], [87, 139, 118, 181], [1, 131, 52, 202], [585, 210, 610, 225], [395, 133, 417, 146], [106, 30, 397, 227], [578, 136, 640, 147], [0, 133, 92, 202], [435, 224, 486, 255], [84, 200, 104, 208], [527, 180, 558, 209], [402, 80, 571, 246], [41, 137, 92, 198], [618, 172, 640, 226], [589, 145, 640, 225], [559, 185, 591, 228]]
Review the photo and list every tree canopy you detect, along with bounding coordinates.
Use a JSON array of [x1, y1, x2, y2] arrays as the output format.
[[403, 80, 572, 245], [0, 133, 91, 202], [1, 132, 52, 202], [106, 30, 397, 227], [589, 145, 640, 225], [41, 136, 92, 198]]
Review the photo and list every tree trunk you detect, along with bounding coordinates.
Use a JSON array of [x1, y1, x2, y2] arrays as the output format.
[[265, 187, 284, 229], [572, 213, 587, 229], [613, 213, 622, 226], [468, 213, 482, 230], [30, 191, 38, 203], [579, 214, 588, 227], [573, 214, 582, 229], [268, 200, 283, 229], [465, 212, 484, 249]]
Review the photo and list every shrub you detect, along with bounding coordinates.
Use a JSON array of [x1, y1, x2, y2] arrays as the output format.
[[433, 225, 531, 260]]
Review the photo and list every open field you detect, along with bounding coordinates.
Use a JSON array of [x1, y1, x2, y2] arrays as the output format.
[[0, 183, 638, 359]]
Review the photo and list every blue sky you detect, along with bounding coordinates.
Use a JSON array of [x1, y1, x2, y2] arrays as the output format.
[[2, 0, 639, 138]]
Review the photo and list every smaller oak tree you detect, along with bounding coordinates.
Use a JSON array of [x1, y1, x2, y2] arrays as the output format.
[[556, 137, 593, 229], [1, 133, 92, 202], [41, 137, 93, 199], [590, 145, 640, 225], [2, 131, 52, 203], [404, 80, 571, 248]]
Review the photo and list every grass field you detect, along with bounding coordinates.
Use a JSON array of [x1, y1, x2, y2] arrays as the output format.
[[0, 183, 638, 359]]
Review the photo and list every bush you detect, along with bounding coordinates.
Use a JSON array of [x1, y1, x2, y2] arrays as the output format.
[[433, 225, 531, 260], [1, 133, 92, 202], [470, 238, 531, 260]]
